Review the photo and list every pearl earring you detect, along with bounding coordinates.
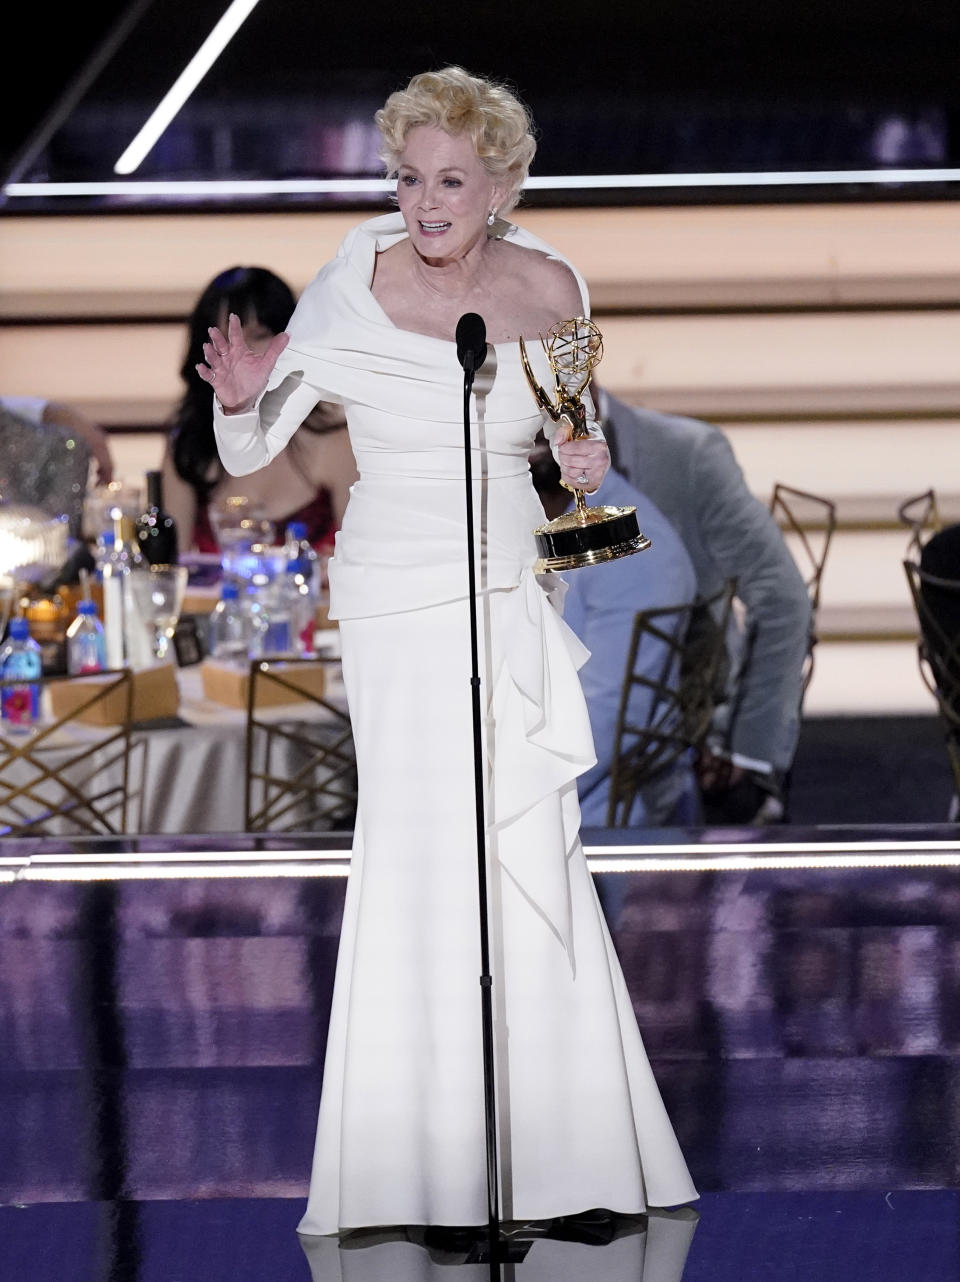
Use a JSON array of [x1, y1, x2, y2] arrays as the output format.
[[487, 209, 497, 226]]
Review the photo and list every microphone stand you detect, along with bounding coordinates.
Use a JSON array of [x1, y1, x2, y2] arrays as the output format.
[[458, 327, 504, 1276]]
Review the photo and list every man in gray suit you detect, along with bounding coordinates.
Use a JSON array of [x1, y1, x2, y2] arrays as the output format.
[[596, 386, 811, 823]]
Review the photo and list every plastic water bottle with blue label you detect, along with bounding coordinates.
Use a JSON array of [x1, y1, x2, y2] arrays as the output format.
[[0, 618, 43, 732], [66, 599, 107, 674], [208, 581, 250, 663]]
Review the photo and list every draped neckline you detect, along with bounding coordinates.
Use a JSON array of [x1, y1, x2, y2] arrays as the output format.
[[344, 211, 583, 351]]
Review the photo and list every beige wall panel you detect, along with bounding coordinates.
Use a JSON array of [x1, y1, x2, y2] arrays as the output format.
[[5, 310, 960, 426], [525, 204, 960, 307], [0, 323, 183, 423], [527, 203, 960, 281], [109, 433, 167, 487], [4, 201, 960, 317], [721, 421, 956, 504], [597, 311, 960, 404], [784, 529, 915, 610], [0, 213, 364, 317], [801, 641, 930, 715]]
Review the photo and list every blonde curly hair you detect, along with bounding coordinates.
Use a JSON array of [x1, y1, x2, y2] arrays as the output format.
[[375, 66, 536, 216]]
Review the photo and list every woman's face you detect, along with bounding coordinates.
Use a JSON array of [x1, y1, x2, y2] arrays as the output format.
[[395, 125, 504, 264], [215, 304, 276, 355]]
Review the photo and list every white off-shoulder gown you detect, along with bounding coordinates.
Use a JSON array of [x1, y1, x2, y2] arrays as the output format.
[[214, 212, 698, 1234]]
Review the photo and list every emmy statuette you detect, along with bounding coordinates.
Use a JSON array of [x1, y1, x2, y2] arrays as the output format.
[[519, 317, 651, 572]]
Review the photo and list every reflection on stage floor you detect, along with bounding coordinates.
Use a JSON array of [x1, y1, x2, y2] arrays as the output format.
[[2, 825, 959, 1279], [3, 1193, 957, 1281]]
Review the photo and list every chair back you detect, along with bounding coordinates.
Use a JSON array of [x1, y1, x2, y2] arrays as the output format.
[[0, 668, 140, 835], [904, 558, 960, 799], [770, 482, 837, 700], [244, 656, 357, 832], [606, 581, 735, 827], [898, 488, 941, 562]]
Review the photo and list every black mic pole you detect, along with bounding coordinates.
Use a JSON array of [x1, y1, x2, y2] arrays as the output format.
[[455, 312, 502, 1275]]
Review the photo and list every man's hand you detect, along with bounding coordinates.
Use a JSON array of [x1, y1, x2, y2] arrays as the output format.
[[697, 747, 786, 824]]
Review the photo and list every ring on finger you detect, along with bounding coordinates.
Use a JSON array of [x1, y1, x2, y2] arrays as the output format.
[[576, 471, 589, 484]]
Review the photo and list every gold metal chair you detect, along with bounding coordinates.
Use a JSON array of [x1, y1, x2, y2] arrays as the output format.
[[244, 656, 357, 832], [904, 559, 960, 812], [0, 667, 140, 834], [606, 582, 736, 827], [769, 482, 838, 702], [898, 488, 941, 562]]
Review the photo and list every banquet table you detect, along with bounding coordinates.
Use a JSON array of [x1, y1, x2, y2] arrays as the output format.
[[0, 636, 349, 836]]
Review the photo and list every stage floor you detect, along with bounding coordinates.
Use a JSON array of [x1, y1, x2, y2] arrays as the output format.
[[3, 825, 959, 1280]]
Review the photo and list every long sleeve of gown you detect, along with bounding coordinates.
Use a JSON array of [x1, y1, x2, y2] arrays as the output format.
[[213, 259, 359, 476], [213, 375, 325, 476]]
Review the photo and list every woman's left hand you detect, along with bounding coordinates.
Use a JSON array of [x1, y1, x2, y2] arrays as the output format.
[[555, 433, 610, 494]]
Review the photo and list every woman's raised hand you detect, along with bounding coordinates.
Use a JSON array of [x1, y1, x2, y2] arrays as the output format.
[[196, 312, 290, 414]]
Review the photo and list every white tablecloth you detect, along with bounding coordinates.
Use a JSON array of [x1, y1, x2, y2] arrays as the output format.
[[0, 636, 348, 835]]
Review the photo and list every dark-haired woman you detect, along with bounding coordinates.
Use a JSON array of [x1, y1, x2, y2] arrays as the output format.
[[161, 265, 357, 553]]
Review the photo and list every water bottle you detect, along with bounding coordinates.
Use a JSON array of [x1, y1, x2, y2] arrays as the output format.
[[66, 599, 107, 674], [0, 617, 43, 733], [283, 521, 319, 655], [100, 515, 154, 669], [100, 518, 133, 667], [261, 570, 296, 656], [207, 582, 249, 663], [94, 529, 114, 583], [244, 586, 270, 659]]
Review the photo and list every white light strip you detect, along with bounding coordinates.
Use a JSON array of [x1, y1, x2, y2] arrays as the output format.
[[524, 168, 960, 190], [11, 851, 960, 880], [587, 852, 960, 874], [114, 0, 262, 176], [582, 839, 960, 856], [18, 861, 350, 882], [2, 837, 958, 881], [6, 179, 393, 196], [6, 167, 960, 202], [25, 847, 348, 865]]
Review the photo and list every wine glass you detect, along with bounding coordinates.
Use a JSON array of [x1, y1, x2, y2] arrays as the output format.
[[129, 564, 188, 662], [0, 575, 14, 637], [84, 480, 142, 542], [210, 496, 275, 585]]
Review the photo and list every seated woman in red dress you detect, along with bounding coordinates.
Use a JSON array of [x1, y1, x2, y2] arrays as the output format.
[[162, 266, 358, 555]]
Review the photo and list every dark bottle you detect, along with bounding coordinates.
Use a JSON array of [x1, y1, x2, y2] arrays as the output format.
[[136, 470, 179, 565]]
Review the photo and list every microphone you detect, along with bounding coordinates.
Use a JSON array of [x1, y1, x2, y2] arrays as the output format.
[[456, 312, 487, 375]]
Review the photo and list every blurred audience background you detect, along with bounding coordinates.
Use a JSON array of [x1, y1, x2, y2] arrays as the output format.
[[161, 266, 358, 557]]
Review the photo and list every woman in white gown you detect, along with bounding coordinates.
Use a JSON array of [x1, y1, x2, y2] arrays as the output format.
[[203, 66, 698, 1235]]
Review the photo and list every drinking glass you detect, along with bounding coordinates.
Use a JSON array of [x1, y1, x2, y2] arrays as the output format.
[[84, 480, 142, 541], [209, 496, 275, 584], [0, 576, 14, 637], [129, 564, 188, 661]]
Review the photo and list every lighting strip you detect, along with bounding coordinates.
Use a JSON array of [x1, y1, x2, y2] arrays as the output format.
[[12, 861, 351, 882], [114, 0, 262, 175], [6, 167, 960, 202], [582, 839, 960, 855], [1, 838, 958, 881], [586, 852, 960, 873], [22, 848, 349, 864], [525, 168, 960, 190]]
